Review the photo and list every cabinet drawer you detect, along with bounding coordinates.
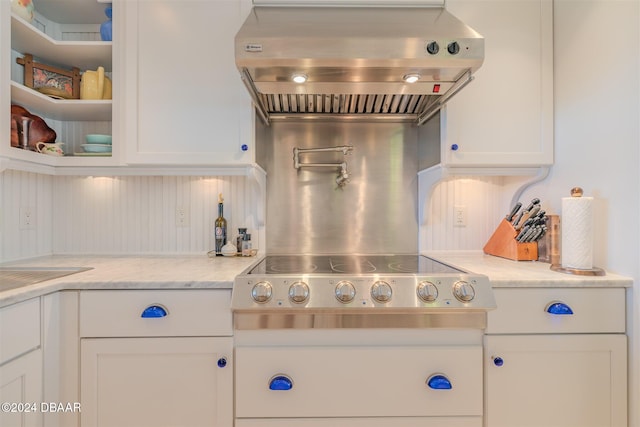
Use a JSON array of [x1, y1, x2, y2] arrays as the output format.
[[486, 288, 625, 334], [236, 345, 482, 418], [236, 417, 482, 427], [0, 298, 40, 365], [79, 290, 231, 337]]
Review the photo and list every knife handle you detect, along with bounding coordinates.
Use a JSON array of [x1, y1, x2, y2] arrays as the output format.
[[506, 202, 522, 222]]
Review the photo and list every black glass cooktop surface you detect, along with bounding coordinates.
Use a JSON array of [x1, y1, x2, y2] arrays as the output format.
[[247, 255, 464, 275]]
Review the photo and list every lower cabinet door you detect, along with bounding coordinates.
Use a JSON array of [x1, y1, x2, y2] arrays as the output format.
[[81, 337, 232, 427], [485, 334, 627, 427], [0, 349, 43, 427], [235, 417, 482, 427]]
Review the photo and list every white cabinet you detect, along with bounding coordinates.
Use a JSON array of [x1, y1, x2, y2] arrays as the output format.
[[81, 337, 232, 427], [79, 290, 233, 427], [441, 0, 553, 167], [484, 288, 627, 427], [0, 350, 43, 427], [2, 0, 118, 167], [121, 0, 253, 165], [0, 298, 43, 427], [42, 291, 80, 427]]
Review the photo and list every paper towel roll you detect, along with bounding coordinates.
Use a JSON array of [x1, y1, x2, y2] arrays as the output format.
[[561, 196, 594, 269]]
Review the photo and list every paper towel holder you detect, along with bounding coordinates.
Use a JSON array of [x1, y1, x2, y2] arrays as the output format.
[[550, 187, 605, 276], [550, 264, 605, 276]]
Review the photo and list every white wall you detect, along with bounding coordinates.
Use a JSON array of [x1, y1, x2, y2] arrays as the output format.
[[0, 170, 54, 260], [0, 171, 260, 261]]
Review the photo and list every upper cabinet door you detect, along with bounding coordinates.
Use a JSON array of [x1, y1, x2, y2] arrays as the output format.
[[441, 0, 553, 167], [122, 0, 253, 165]]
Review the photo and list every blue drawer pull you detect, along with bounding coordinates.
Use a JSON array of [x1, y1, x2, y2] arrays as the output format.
[[546, 301, 574, 315], [269, 375, 293, 391], [141, 304, 168, 318], [427, 374, 452, 390]]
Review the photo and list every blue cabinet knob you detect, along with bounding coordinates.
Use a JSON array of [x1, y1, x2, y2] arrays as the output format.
[[217, 357, 227, 368], [269, 375, 293, 391], [241, 144, 249, 151], [451, 144, 459, 151], [427, 374, 452, 390], [545, 301, 574, 315], [140, 304, 168, 318], [493, 356, 504, 367]]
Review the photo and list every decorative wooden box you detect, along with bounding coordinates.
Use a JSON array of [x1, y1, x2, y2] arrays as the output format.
[[16, 53, 80, 99], [483, 219, 538, 261]]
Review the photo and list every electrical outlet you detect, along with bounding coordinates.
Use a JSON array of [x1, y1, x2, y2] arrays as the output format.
[[20, 207, 36, 230], [175, 207, 189, 227], [454, 205, 467, 227]]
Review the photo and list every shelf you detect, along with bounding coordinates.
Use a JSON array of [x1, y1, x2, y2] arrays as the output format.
[[11, 81, 112, 121], [34, 0, 109, 25], [1, 148, 116, 171], [1, 153, 259, 177], [11, 13, 112, 70]]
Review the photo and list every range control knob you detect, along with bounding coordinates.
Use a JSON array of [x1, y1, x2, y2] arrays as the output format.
[[447, 41, 460, 55], [417, 281, 439, 302], [335, 280, 356, 303], [426, 41, 440, 55], [288, 281, 310, 304], [453, 281, 475, 302], [251, 281, 273, 303], [371, 281, 393, 303]]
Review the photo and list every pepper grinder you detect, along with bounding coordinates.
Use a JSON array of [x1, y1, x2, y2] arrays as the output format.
[[19, 117, 32, 150], [242, 233, 252, 256]]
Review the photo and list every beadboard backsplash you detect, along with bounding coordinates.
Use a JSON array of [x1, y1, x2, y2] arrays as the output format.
[[0, 170, 54, 261], [1, 169, 521, 261], [422, 176, 517, 251], [0, 170, 260, 261]]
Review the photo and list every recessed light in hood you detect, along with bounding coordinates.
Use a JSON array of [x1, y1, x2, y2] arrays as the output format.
[[292, 73, 308, 84], [235, 6, 484, 125], [403, 74, 421, 84]]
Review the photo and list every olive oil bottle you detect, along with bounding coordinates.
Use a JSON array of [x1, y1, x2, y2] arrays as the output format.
[[214, 193, 227, 256]]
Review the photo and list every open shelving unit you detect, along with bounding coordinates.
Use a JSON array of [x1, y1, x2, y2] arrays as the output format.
[[6, 3, 115, 164]]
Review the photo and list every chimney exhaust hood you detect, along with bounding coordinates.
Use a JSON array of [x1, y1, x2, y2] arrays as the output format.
[[235, 6, 484, 125]]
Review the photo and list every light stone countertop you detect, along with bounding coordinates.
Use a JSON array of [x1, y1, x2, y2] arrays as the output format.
[[425, 250, 633, 288], [0, 254, 260, 308], [1, 251, 633, 308]]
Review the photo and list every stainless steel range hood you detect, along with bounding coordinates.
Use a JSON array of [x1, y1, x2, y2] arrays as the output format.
[[235, 6, 484, 125]]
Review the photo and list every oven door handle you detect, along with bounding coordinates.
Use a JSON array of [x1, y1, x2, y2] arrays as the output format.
[[427, 374, 452, 390], [269, 375, 293, 391]]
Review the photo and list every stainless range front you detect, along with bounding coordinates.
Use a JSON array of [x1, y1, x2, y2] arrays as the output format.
[[233, 255, 495, 426], [232, 254, 496, 329]]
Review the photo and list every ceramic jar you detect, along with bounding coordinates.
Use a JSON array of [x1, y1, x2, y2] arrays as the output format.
[[12, 0, 35, 22], [100, 5, 112, 41]]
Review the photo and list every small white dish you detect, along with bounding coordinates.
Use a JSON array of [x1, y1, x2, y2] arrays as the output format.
[[221, 242, 237, 256]]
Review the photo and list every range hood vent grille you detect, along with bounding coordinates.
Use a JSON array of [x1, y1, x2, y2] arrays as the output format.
[[260, 93, 434, 116]]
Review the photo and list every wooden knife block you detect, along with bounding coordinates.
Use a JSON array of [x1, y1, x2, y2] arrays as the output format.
[[483, 219, 538, 261]]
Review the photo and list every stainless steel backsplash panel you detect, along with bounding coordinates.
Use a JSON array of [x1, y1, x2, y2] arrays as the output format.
[[256, 119, 420, 254]]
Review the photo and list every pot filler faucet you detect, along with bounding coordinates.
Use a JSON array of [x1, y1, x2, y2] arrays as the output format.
[[293, 145, 354, 188]]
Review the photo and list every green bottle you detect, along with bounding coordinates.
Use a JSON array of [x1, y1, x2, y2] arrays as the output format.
[[214, 193, 227, 256]]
